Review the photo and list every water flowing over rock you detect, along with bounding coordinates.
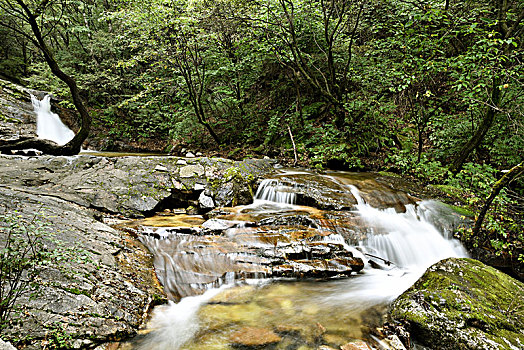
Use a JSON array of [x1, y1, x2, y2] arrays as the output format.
[[254, 171, 419, 211], [0, 145, 477, 350], [127, 170, 469, 350], [32, 94, 75, 145], [229, 327, 282, 347], [0, 153, 275, 348], [389, 257, 524, 350]]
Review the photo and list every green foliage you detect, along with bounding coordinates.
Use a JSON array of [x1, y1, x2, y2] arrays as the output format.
[[448, 163, 523, 260], [385, 150, 449, 183], [42, 322, 73, 349], [0, 0, 521, 172]]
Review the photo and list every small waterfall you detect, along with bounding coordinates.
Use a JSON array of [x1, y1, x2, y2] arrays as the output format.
[[349, 185, 467, 268], [136, 286, 230, 350], [255, 179, 297, 204], [32, 94, 75, 145]]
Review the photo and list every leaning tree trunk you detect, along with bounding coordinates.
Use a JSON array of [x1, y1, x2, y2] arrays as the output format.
[[449, 77, 501, 174], [0, 0, 90, 156], [472, 162, 524, 237]]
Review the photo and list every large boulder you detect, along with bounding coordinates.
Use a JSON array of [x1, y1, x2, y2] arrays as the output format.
[[256, 172, 417, 212], [0, 78, 39, 143], [389, 258, 524, 350], [0, 186, 165, 348], [0, 154, 276, 348], [0, 155, 276, 217]]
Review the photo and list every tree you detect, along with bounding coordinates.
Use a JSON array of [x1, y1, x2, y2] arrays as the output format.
[[254, 0, 366, 129], [449, 0, 524, 173], [0, 0, 91, 155], [472, 162, 524, 237]]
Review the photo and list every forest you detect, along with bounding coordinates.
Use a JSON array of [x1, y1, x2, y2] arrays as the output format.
[[0, 0, 523, 283]]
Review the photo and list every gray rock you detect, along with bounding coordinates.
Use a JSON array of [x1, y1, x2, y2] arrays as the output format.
[[0, 79, 37, 143], [0, 186, 165, 348], [186, 152, 195, 158], [0, 155, 274, 218], [179, 164, 205, 178], [0, 339, 16, 350], [154, 164, 168, 172], [199, 192, 215, 210], [194, 183, 206, 191], [202, 218, 236, 230], [176, 159, 187, 165]]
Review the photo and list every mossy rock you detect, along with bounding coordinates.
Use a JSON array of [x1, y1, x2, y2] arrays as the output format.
[[389, 257, 524, 350], [440, 203, 475, 218]]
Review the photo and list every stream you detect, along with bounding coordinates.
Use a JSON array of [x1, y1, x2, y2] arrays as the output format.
[[120, 170, 467, 350], [31, 97, 466, 349], [24, 91, 495, 350]]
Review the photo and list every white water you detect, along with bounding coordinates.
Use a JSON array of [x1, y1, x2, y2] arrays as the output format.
[[137, 286, 230, 350], [137, 174, 468, 349], [349, 185, 468, 269], [254, 179, 297, 204], [31, 94, 75, 145]]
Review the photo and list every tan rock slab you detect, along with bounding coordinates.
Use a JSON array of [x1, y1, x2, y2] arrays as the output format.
[[229, 326, 282, 346]]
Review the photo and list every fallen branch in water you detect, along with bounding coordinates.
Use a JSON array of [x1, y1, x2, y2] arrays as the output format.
[[364, 253, 394, 266]]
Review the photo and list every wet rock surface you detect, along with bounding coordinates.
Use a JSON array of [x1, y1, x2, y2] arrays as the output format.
[[188, 282, 384, 350], [0, 154, 276, 348], [0, 186, 165, 348], [137, 210, 365, 300], [261, 172, 418, 212], [229, 326, 282, 347], [0, 79, 40, 143], [389, 257, 524, 350], [0, 155, 276, 217]]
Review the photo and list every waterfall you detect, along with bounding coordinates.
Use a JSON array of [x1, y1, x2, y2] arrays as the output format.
[[32, 94, 75, 145], [136, 286, 230, 350], [255, 179, 297, 204], [349, 185, 467, 269]]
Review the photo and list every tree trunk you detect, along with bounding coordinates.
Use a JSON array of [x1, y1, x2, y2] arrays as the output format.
[[0, 0, 91, 156], [472, 162, 524, 237], [449, 77, 501, 174]]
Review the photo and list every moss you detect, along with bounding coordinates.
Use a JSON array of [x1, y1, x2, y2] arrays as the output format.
[[0, 108, 21, 123], [440, 203, 475, 217], [390, 258, 524, 350], [63, 287, 91, 297]]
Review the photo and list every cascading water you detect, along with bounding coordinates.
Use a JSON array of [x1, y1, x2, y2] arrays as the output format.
[[136, 286, 232, 350], [31, 94, 75, 145], [254, 178, 297, 204], [349, 185, 467, 269], [131, 171, 468, 350]]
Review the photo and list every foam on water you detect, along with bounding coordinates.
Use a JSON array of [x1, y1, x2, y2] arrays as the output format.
[[136, 286, 230, 350], [349, 185, 467, 269]]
